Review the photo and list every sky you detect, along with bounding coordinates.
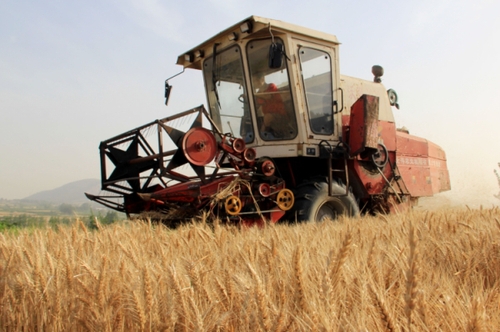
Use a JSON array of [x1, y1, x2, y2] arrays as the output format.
[[1, 0, 500, 208]]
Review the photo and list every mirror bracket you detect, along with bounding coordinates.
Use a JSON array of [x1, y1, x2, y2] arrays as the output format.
[[164, 68, 185, 106]]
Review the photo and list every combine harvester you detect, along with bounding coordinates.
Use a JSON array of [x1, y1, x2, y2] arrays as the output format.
[[86, 16, 450, 225]]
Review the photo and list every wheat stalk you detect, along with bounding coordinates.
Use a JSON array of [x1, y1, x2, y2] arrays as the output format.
[[405, 220, 419, 332], [246, 262, 270, 331], [131, 290, 146, 331], [169, 265, 188, 332], [293, 245, 307, 314], [1, 208, 500, 330], [369, 284, 397, 332], [468, 297, 485, 332]]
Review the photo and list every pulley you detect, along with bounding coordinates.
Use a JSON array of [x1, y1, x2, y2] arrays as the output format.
[[232, 138, 246, 153], [371, 143, 389, 169], [224, 195, 242, 215], [276, 189, 294, 211], [243, 148, 256, 163], [258, 183, 271, 197], [257, 158, 275, 177], [182, 127, 218, 166]]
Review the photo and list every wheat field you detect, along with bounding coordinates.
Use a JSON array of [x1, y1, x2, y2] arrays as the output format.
[[0, 207, 499, 331]]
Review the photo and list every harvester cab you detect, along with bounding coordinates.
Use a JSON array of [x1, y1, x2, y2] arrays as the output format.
[[86, 16, 451, 225]]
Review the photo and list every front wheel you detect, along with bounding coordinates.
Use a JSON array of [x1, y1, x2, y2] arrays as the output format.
[[288, 179, 359, 222]]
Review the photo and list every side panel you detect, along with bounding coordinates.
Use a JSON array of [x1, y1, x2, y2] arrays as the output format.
[[348, 95, 379, 157], [396, 131, 450, 196], [343, 115, 399, 197], [342, 88, 402, 199], [428, 141, 451, 193], [342, 114, 450, 199]]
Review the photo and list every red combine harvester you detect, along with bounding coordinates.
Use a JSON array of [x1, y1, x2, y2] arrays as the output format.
[[86, 16, 450, 225]]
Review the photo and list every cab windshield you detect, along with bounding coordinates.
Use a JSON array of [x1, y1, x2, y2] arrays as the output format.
[[247, 38, 297, 141], [203, 46, 254, 143]]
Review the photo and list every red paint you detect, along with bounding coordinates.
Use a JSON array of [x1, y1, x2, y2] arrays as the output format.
[[396, 131, 450, 197], [343, 108, 450, 202], [348, 95, 380, 156], [182, 127, 218, 166], [147, 176, 235, 203]]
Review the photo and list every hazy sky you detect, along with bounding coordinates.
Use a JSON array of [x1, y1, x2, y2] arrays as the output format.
[[1, 0, 499, 207]]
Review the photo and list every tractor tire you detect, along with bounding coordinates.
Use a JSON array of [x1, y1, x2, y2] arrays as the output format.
[[288, 178, 359, 222]]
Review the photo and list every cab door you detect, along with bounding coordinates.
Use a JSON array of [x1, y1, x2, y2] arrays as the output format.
[[294, 41, 339, 142]]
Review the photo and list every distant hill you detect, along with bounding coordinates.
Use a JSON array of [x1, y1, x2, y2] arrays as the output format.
[[23, 179, 101, 205]]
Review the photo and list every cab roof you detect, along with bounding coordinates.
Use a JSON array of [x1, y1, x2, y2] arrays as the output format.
[[177, 16, 339, 70]]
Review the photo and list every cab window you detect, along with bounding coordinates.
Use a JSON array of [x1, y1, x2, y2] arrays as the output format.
[[247, 39, 297, 141], [299, 47, 333, 135], [203, 45, 254, 143]]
